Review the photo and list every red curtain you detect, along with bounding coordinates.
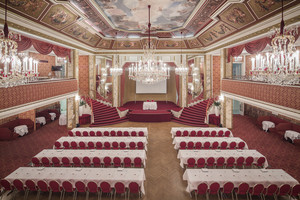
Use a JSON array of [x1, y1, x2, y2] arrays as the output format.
[[32, 40, 53, 55], [17, 36, 32, 52], [227, 44, 244, 63], [53, 46, 71, 61]]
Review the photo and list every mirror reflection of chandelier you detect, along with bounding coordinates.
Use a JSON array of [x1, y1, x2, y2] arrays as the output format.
[[250, 0, 299, 85], [128, 5, 170, 84]]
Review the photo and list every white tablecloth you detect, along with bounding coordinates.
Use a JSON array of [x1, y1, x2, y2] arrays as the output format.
[[143, 102, 157, 110], [34, 149, 147, 166], [14, 125, 28, 136], [284, 130, 300, 143], [49, 113, 56, 121], [5, 167, 146, 194], [79, 105, 91, 116], [183, 169, 298, 193], [36, 117, 46, 125], [177, 149, 268, 168], [55, 137, 148, 151], [170, 127, 233, 138], [59, 114, 67, 126], [71, 127, 148, 137], [172, 137, 248, 150], [262, 121, 275, 132]]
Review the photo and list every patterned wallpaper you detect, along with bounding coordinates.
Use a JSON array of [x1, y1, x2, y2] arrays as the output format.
[[222, 80, 300, 110], [213, 56, 221, 97], [29, 52, 56, 77], [0, 79, 78, 110], [78, 55, 89, 96]]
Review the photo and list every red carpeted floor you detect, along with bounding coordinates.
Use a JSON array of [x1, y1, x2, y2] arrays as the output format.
[[121, 101, 182, 111]]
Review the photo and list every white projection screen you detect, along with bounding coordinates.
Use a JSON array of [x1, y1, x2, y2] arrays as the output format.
[[136, 80, 167, 94]]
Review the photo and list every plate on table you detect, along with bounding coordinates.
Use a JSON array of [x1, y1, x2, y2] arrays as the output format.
[[75, 168, 82, 171], [215, 149, 221, 152], [56, 149, 63, 152], [117, 168, 124, 171], [260, 169, 268, 173], [232, 169, 240, 173], [201, 168, 209, 172], [90, 149, 95, 152], [37, 167, 44, 171], [236, 149, 243, 152]]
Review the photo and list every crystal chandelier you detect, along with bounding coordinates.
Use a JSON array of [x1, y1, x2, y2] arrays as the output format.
[[128, 5, 170, 84], [250, 0, 299, 85], [110, 32, 123, 76], [175, 32, 189, 76]]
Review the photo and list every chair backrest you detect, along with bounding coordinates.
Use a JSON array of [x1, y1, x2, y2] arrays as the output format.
[[83, 157, 91, 166], [237, 183, 250, 195], [63, 141, 70, 149], [115, 182, 125, 193], [124, 157, 131, 167], [103, 157, 112, 167], [72, 157, 81, 167], [245, 156, 254, 166], [49, 180, 61, 192], [68, 131, 74, 136], [212, 141, 219, 149], [62, 181, 74, 192], [90, 131, 95, 136], [223, 182, 234, 194], [96, 142, 102, 149], [291, 184, 300, 196], [197, 183, 208, 195], [104, 142, 111, 149], [92, 157, 101, 167], [25, 180, 37, 191], [79, 141, 86, 149], [71, 141, 77, 149], [176, 131, 181, 137], [134, 157, 142, 167], [187, 158, 195, 167], [256, 157, 266, 167], [226, 157, 235, 167], [75, 181, 86, 192], [120, 142, 126, 149], [124, 131, 129, 136], [137, 142, 144, 149], [238, 142, 245, 149], [218, 130, 224, 137], [113, 157, 121, 165], [180, 141, 187, 149], [104, 131, 109, 136], [83, 131, 88, 136], [129, 142, 136, 149], [203, 141, 210, 149], [100, 182, 111, 193], [229, 141, 236, 149], [224, 130, 231, 137], [41, 157, 51, 166], [207, 157, 215, 166], [138, 131, 144, 136], [54, 141, 61, 149], [13, 179, 24, 191], [32, 157, 41, 167], [117, 131, 123, 136], [0, 179, 12, 190], [187, 141, 194, 149], [112, 141, 119, 149], [236, 157, 245, 166], [110, 131, 116, 136], [250, 184, 264, 195], [216, 157, 225, 165], [197, 158, 205, 168], [183, 130, 189, 136], [209, 182, 220, 194], [190, 131, 196, 137], [197, 131, 203, 136], [211, 130, 217, 137], [129, 182, 139, 193], [220, 141, 228, 149], [37, 180, 48, 192], [195, 142, 202, 149], [131, 131, 137, 136], [96, 131, 102, 136], [278, 184, 291, 196], [204, 131, 210, 137], [62, 157, 70, 166], [88, 141, 94, 149], [75, 131, 81, 136], [87, 182, 98, 193]]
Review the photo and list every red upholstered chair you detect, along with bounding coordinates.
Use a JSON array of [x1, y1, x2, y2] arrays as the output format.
[[63, 141, 70, 149], [110, 131, 116, 137], [238, 142, 246, 149], [79, 141, 86, 149], [235, 183, 250, 200], [204, 131, 210, 137], [128, 182, 142, 199], [197, 131, 203, 137], [208, 182, 220, 200], [195, 142, 202, 149], [226, 157, 235, 168], [146, 100, 149, 102], [49, 180, 63, 200], [206, 157, 215, 168], [197, 158, 206, 168], [83, 156, 91, 167], [131, 131, 137, 136], [90, 131, 95, 136], [225, 130, 231, 137], [229, 141, 237, 149], [216, 157, 225, 168], [195, 183, 208, 200], [176, 131, 181, 137], [114, 182, 126, 200], [129, 142, 136, 149], [211, 130, 217, 137], [179, 141, 187, 149], [87, 181, 100, 200], [88, 141, 94, 149], [103, 157, 112, 167], [212, 141, 219, 149], [187, 141, 194, 149], [137, 142, 144, 149], [68, 131, 74, 136], [72, 157, 81, 167], [32, 157, 41, 167], [120, 142, 126, 149], [220, 182, 234, 200], [54, 141, 62, 149], [236, 157, 245, 169], [134, 157, 142, 168], [220, 141, 228, 149], [37, 180, 49, 200], [124, 157, 132, 168], [217, 130, 224, 137], [41, 157, 51, 167], [244, 156, 254, 168], [249, 184, 264, 200], [25, 180, 37, 199], [190, 131, 196, 137], [117, 131, 123, 136], [62, 181, 76, 200], [183, 131, 189, 136], [104, 142, 111, 149], [289, 184, 300, 200], [75, 131, 81, 136], [138, 131, 144, 136], [124, 131, 129, 136], [254, 157, 266, 169], [75, 181, 88, 200], [92, 157, 101, 167], [52, 157, 61, 167], [96, 142, 102, 149], [104, 131, 109, 136], [96, 131, 102, 136], [276, 184, 291, 198], [112, 141, 119, 149], [187, 158, 196, 168], [62, 157, 71, 167], [13, 179, 26, 198], [0, 179, 13, 196], [113, 157, 122, 167], [203, 141, 210, 149], [71, 141, 77, 149], [100, 182, 113, 199], [83, 131, 89, 136]]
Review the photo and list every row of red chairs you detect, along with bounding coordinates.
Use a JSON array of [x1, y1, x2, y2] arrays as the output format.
[[54, 141, 145, 150], [69, 130, 145, 137], [179, 141, 245, 149], [0, 179, 142, 200], [186, 156, 266, 169], [176, 130, 231, 137], [31, 156, 143, 168], [194, 182, 300, 200]]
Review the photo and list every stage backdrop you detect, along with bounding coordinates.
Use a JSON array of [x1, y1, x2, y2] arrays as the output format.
[[123, 68, 177, 104]]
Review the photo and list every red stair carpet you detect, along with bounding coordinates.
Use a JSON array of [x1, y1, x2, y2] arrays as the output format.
[[172, 99, 212, 127]]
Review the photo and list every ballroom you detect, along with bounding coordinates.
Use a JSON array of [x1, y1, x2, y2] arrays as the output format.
[[0, 0, 300, 200]]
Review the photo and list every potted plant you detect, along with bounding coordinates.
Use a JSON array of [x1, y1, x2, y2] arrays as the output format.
[[213, 101, 221, 116]]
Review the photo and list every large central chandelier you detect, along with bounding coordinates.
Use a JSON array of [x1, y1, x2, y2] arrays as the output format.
[[128, 5, 170, 84], [250, 0, 299, 85]]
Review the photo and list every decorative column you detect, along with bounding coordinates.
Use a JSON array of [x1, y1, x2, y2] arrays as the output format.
[[178, 54, 188, 107], [221, 96, 233, 128], [89, 55, 96, 99], [111, 55, 123, 107], [203, 54, 212, 99], [224, 48, 232, 79], [67, 97, 75, 129]]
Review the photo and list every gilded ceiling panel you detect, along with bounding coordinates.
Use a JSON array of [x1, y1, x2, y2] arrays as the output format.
[[97, 39, 113, 49], [156, 40, 187, 49], [187, 38, 203, 48], [112, 40, 142, 49]]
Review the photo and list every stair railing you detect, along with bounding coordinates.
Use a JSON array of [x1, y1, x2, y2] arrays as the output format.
[[80, 92, 94, 124]]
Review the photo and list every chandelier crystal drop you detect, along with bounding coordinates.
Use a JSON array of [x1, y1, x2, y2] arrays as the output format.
[[128, 5, 170, 84], [110, 32, 123, 76], [175, 32, 189, 76], [250, 0, 299, 85]]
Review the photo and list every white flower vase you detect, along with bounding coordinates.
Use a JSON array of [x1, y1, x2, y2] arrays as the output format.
[[215, 106, 220, 117]]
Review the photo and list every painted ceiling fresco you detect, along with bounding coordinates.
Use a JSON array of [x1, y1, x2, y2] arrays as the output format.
[[0, 0, 298, 49]]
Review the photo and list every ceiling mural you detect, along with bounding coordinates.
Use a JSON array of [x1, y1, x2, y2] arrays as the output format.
[[41, 4, 78, 30], [0, 0, 48, 19], [113, 40, 142, 49], [187, 38, 203, 48], [94, 0, 200, 32], [97, 39, 113, 49], [219, 3, 255, 29], [157, 40, 187, 49]]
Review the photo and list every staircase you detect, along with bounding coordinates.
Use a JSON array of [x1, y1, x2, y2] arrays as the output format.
[[172, 98, 213, 127]]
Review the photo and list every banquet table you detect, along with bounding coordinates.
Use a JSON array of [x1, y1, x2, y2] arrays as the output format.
[[59, 114, 67, 126], [143, 102, 157, 110], [14, 125, 28, 136], [34, 149, 147, 166], [71, 127, 148, 137], [5, 167, 146, 194], [177, 149, 268, 168], [284, 130, 300, 143], [172, 137, 248, 150], [55, 137, 148, 151], [170, 127, 233, 138], [36, 117, 46, 125], [262, 121, 275, 132], [183, 169, 299, 193], [49, 113, 56, 121]]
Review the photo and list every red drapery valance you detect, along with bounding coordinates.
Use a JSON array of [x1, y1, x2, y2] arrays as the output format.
[[17, 36, 71, 61]]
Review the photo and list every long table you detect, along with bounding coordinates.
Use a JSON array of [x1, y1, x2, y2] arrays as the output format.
[[183, 169, 298, 193], [5, 167, 146, 194], [34, 149, 147, 166], [170, 127, 233, 138], [177, 149, 267, 168], [55, 137, 148, 151], [172, 137, 247, 150], [71, 127, 148, 137]]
